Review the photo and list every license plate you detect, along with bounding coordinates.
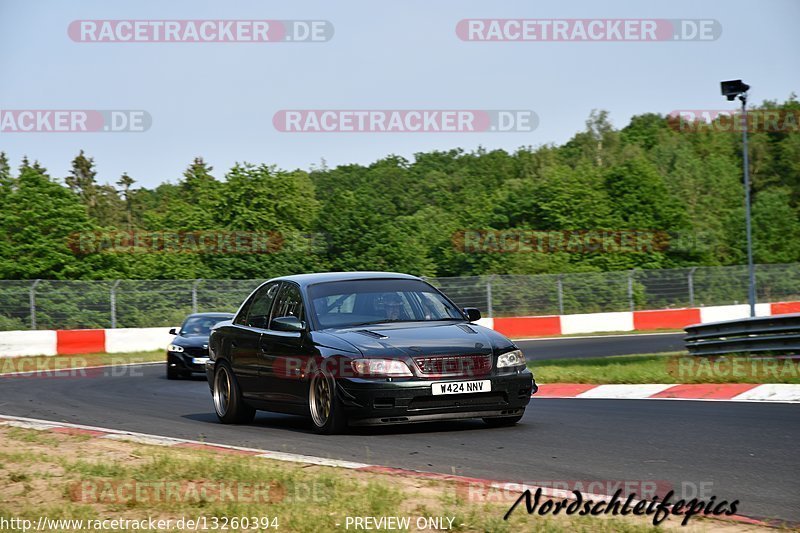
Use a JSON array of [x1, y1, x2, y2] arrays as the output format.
[[192, 357, 209, 365], [431, 380, 491, 395]]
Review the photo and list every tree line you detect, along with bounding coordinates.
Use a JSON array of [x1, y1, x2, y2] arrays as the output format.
[[1, 98, 799, 282]]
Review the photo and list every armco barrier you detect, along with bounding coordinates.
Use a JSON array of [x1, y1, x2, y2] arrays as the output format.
[[56, 329, 105, 355], [0, 327, 171, 358], [0, 330, 57, 357], [632, 308, 701, 331], [697, 303, 772, 324], [772, 301, 800, 315], [561, 311, 633, 335], [0, 301, 799, 357], [493, 316, 561, 337], [490, 301, 800, 338], [105, 328, 174, 354], [684, 313, 800, 356]]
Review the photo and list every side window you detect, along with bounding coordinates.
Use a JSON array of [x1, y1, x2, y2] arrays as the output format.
[[236, 283, 280, 329], [234, 293, 256, 326], [416, 292, 459, 320], [270, 283, 305, 325]]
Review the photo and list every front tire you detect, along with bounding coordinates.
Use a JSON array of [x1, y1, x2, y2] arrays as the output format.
[[308, 371, 347, 435], [166, 365, 180, 380], [213, 361, 256, 424], [483, 414, 524, 427]]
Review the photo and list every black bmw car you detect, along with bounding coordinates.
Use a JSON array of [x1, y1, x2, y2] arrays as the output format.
[[206, 272, 536, 434], [167, 312, 234, 379]]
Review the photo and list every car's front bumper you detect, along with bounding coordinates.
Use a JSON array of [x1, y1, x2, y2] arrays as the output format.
[[336, 368, 536, 426], [167, 351, 209, 374]]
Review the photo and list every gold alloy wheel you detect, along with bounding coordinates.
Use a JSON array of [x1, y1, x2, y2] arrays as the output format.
[[309, 373, 332, 428], [213, 365, 232, 417]]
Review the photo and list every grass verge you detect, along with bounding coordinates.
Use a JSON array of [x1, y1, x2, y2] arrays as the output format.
[[0, 426, 765, 532], [531, 353, 800, 384]]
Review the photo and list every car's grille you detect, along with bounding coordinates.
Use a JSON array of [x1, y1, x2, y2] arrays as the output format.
[[413, 354, 492, 377], [409, 392, 507, 411], [183, 346, 208, 358]]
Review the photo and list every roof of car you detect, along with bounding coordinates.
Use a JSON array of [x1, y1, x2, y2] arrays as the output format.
[[269, 271, 421, 288], [186, 312, 235, 317]]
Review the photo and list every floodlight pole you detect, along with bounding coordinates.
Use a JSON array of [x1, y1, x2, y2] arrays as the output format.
[[740, 93, 756, 317]]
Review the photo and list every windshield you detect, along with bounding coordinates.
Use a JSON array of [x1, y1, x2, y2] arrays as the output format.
[[179, 315, 231, 336], [307, 279, 464, 329]]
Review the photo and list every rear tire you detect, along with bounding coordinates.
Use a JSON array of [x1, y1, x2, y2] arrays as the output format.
[[308, 370, 348, 435], [213, 361, 256, 424], [483, 414, 524, 427]]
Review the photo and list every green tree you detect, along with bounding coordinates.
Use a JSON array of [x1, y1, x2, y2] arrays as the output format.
[[0, 162, 96, 278], [116, 173, 136, 229], [751, 187, 800, 263]]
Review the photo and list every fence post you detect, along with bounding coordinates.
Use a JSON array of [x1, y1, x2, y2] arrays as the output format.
[[192, 279, 203, 314], [556, 275, 564, 315], [688, 267, 697, 308], [29, 279, 41, 330], [627, 270, 635, 312], [110, 279, 121, 328], [486, 276, 494, 318]]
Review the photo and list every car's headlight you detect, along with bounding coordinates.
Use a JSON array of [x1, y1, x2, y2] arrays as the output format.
[[497, 349, 526, 368], [351, 358, 412, 377], [167, 344, 185, 353]]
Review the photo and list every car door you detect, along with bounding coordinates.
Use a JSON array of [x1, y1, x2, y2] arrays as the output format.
[[257, 282, 310, 409], [229, 282, 280, 399]]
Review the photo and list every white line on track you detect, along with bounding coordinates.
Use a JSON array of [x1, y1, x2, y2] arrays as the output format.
[[0, 414, 369, 469]]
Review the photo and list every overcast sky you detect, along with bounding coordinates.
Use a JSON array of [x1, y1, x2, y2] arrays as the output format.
[[0, 0, 798, 188]]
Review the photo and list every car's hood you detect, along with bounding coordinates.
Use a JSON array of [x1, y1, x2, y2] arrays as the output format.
[[323, 321, 514, 358], [171, 335, 210, 348]]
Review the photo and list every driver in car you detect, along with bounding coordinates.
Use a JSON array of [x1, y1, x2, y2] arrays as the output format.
[[383, 293, 408, 321]]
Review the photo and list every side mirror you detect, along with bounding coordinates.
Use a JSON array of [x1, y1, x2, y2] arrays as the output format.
[[463, 308, 481, 322], [271, 316, 305, 332], [169, 328, 177, 335]]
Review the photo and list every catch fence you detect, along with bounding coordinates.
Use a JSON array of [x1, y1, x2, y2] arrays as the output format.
[[1, 264, 798, 330]]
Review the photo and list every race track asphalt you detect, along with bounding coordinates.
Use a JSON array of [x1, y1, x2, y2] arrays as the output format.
[[0, 363, 797, 524], [516, 332, 685, 360]]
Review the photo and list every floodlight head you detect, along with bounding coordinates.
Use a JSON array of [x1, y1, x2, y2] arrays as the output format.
[[721, 80, 750, 99]]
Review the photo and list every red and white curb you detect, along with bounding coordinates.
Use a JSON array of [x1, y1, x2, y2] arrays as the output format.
[[0, 413, 777, 528], [535, 383, 800, 403]]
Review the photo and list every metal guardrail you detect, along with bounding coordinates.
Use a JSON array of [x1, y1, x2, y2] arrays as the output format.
[[684, 314, 800, 356]]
